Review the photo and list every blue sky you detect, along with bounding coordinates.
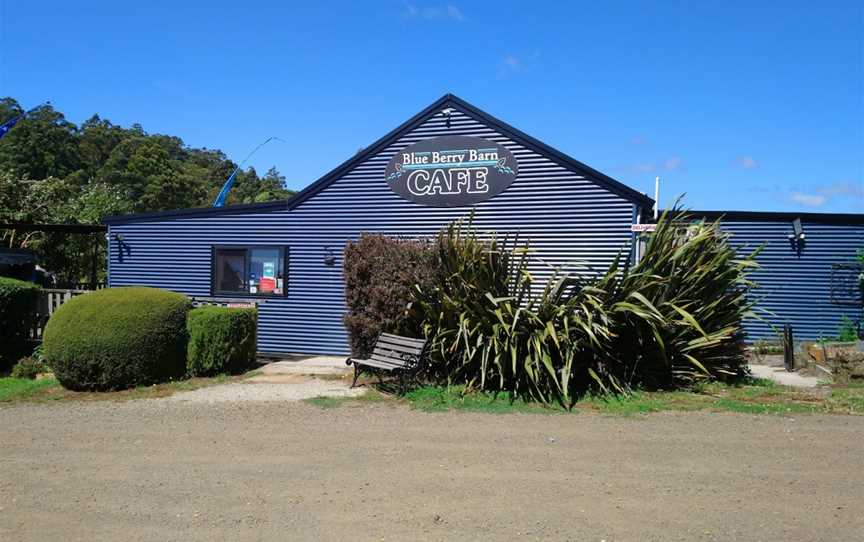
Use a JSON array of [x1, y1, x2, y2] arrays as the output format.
[[1, 1, 861, 212]]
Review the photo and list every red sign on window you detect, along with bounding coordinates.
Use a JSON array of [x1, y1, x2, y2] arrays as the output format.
[[259, 277, 276, 293]]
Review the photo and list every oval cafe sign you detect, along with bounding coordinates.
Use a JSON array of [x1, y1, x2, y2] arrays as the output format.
[[384, 135, 519, 207]]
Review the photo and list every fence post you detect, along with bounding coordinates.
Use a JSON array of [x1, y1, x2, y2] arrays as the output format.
[[783, 324, 795, 372]]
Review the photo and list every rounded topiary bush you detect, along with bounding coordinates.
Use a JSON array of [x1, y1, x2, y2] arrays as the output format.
[[186, 306, 257, 376], [43, 287, 192, 391]]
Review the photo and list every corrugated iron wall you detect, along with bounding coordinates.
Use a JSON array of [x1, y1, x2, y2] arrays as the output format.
[[108, 107, 639, 354], [719, 219, 863, 341]]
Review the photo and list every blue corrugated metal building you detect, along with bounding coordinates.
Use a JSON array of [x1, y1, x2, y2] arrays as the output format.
[[104, 95, 863, 353], [690, 211, 863, 341]]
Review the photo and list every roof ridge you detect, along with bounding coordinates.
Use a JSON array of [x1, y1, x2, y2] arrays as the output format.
[[104, 94, 654, 224]]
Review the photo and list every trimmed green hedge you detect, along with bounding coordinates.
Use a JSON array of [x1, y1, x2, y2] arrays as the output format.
[[186, 306, 257, 376], [0, 277, 40, 371], [43, 287, 192, 391]]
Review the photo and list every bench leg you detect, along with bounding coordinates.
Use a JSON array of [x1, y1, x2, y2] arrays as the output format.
[[350, 364, 361, 388]]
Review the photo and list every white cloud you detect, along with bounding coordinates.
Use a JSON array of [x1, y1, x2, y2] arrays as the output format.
[[785, 182, 863, 208], [818, 181, 864, 199], [503, 56, 520, 69], [498, 51, 540, 77], [633, 163, 655, 173], [664, 157, 682, 171], [789, 192, 827, 207], [626, 157, 681, 174], [446, 5, 464, 21], [403, 3, 465, 21], [736, 156, 758, 169]]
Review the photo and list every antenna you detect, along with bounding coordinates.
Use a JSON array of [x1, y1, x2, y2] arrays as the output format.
[[212, 136, 285, 208]]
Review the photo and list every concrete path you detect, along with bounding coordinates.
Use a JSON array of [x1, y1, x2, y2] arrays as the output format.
[[256, 354, 350, 376], [165, 377, 364, 403], [167, 354, 360, 403], [748, 363, 821, 388]]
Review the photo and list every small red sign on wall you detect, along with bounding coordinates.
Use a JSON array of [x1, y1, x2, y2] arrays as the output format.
[[631, 224, 657, 232]]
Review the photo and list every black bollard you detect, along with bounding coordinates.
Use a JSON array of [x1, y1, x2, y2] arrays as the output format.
[[783, 324, 795, 372]]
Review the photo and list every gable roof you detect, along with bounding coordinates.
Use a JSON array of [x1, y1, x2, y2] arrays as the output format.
[[104, 94, 654, 224]]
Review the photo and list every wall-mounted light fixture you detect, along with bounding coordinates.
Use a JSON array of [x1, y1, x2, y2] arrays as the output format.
[[113, 232, 128, 263], [442, 107, 453, 129], [323, 246, 336, 266], [788, 218, 806, 254]]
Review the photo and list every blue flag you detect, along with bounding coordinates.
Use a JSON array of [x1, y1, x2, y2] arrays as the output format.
[[0, 103, 47, 140], [0, 113, 25, 140], [212, 137, 281, 208], [212, 168, 240, 208]]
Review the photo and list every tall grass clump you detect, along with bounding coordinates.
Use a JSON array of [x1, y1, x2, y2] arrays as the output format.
[[408, 210, 758, 406]]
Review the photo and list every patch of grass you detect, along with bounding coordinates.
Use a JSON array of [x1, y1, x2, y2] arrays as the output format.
[[710, 398, 818, 415], [826, 384, 864, 413], [0, 372, 248, 403], [353, 388, 389, 403], [580, 378, 862, 416], [304, 396, 346, 409], [303, 389, 390, 409], [404, 386, 564, 415], [403, 379, 864, 417], [580, 390, 709, 415], [0, 377, 61, 402]]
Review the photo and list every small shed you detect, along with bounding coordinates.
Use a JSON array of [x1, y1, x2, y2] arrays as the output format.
[[0, 248, 37, 281]]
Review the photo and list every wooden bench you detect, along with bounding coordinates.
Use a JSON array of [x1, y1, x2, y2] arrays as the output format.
[[346, 333, 428, 394]]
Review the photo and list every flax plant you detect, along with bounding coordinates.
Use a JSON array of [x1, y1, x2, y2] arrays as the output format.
[[409, 208, 759, 406]]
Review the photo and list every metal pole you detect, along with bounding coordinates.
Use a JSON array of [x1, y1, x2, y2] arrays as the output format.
[[90, 233, 98, 289], [653, 176, 660, 220], [783, 324, 795, 372]]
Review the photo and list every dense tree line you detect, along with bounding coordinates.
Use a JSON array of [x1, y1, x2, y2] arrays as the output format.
[[0, 98, 295, 284]]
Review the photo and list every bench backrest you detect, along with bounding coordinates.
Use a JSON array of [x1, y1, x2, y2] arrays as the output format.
[[370, 333, 427, 369]]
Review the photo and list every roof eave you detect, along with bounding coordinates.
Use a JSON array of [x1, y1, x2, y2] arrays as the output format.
[[102, 198, 291, 225], [662, 209, 864, 226]]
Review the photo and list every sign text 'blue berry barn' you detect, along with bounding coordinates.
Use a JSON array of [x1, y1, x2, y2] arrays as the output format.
[[384, 135, 519, 207]]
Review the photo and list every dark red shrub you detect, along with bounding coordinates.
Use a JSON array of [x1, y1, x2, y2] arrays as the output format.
[[343, 234, 436, 357]]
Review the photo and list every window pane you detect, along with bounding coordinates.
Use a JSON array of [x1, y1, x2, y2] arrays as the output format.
[[214, 249, 246, 293], [250, 248, 284, 295]]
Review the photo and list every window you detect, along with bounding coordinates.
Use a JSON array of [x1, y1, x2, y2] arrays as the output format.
[[830, 262, 863, 306], [212, 246, 287, 297]]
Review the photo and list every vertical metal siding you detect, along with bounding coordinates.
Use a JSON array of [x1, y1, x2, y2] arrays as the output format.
[[108, 108, 638, 355], [719, 220, 863, 341]]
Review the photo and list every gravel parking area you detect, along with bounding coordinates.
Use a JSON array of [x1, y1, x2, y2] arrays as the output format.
[[2, 400, 863, 541]]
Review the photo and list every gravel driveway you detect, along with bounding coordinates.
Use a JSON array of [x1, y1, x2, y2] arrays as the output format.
[[2, 400, 862, 541]]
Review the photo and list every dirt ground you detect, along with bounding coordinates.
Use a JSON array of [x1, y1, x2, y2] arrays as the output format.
[[1, 400, 863, 541]]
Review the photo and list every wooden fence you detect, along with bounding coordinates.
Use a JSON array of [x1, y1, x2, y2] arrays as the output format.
[[59, 282, 107, 291], [190, 297, 260, 308], [30, 288, 91, 341]]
